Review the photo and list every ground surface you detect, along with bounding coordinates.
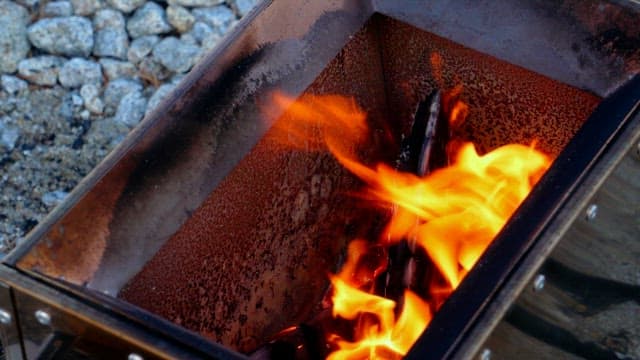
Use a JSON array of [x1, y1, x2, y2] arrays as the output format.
[[0, 0, 258, 255]]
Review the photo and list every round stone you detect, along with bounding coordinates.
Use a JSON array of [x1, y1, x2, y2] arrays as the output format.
[[58, 58, 102, 88], [1, 75, 28, 95], [127, 35, 160, 64], [0, 1, 30, 73], [42, 1, 73, 17], [103, 78, 143, 112], [192, 5, 236, 36], [80, 84, 104, 114], [168, 0, 224, 6], [114, 91, 147, 127], [70, 0, 104, 16], [27, 16, 94, 57], [106, 0, 145, 13], [152, 37, 201, 73], [127, 2, 172, 38], [167, 5, 195, 33], [17, 56, 65, 86]]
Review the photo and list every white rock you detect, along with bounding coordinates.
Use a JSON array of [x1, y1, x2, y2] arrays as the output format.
[[41, 190, 68, 207], [103, 78, 143, 111], [127, 2, 172, 38], [94, 28, 129, 60], [168, 0, 224, 6], [138, 57, 171, 81], [228, 0, 257, 17], [0, 1, 30, 73], [80, 84, 104, 114], [15, 0, 38, 8], [70, 0, 104, 16], [180, 33, 197, 45], [42, 1, 73, 17], [58, 58, 102, 88], [99, 58, 137, 81], [167, 5, 195, 33], [114, 91, 147, 127], [201, 31, 222, 53], [1, 75, 28, 95], [94, 8, 125, 29], [0, 116, 19, 151], [27, 16, 94, 57], [127, 35, 160, 64], [106, 0, 145, 13], [145, 83, 175, 116], [93, 9, 128, 59], [152, 37, 201, 73], [17, 56, 64, 86], [192, 5, 236, 35], [189, 21, 214, 44]]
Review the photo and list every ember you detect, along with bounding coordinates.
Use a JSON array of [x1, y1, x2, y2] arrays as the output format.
[[269, 87, 552, 359]]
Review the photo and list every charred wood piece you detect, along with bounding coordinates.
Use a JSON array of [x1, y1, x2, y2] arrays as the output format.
[[380, 89, 451, 302]]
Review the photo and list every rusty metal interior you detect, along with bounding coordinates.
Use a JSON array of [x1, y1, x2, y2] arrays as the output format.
[[117, 16, 601, 353], [5, 0, 640, 358]]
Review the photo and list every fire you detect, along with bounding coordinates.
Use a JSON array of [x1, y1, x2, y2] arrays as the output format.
[[267, 88, 551, 359]]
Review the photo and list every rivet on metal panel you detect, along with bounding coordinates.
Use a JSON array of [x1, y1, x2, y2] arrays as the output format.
[[585, 204, 598, 221], [533, 274, 546, 291], [34, 310, 51, 326], [128, 353, 143, 360], [0, 309, 11, 324], [479, 348, 492, 360]]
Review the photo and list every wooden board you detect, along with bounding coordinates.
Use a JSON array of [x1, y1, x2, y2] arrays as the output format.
[[476, 115, 640, 359]]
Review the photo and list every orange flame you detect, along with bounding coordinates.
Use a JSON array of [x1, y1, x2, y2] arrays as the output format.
[[267, 90, 551, 359], [328, 277, 431, 360]]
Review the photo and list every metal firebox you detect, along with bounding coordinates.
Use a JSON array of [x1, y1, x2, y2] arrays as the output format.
[[1, 0, 639, 359]]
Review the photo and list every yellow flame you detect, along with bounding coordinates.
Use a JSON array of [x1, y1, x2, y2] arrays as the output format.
[[266, 90, 551, 359]]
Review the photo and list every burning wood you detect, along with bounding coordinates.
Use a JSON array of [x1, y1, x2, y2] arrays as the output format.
[[379, 89, 448, 305], [256, 86, 552, 359]]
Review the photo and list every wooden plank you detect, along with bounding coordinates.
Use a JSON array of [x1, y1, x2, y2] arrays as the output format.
[[472, 118, 640, 359]]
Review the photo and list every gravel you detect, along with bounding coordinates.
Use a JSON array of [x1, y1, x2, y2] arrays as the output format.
[[127, 2, 172, 38], [146, 83, 175, 116], [70, 0, 104, 16], [114, 90, 147, 127], [0, 0, 260, 255], [28, 16, 94, 57], [167, 4, 195, 33], [99, 58, 138, 80], [0, 1, 30, 74], [127, 35, 160, 63], [41, 190, 69, 207], [80, 84, 105, 114], [58, 58, 103, 88], [103, 78, 143, 112], [17, 56, 65, 86], [42, 1, 73, 17], [15, 0, 38, 8], [169, 0, 224, 6], [229, 0, 255, 16], [192, 5, 236, 35], [93, 9, 129, 59], [153, 37, 201, 73], [0, 75, 28, 95], [0, 117, 20, 151], [106, 0, 146, 13]]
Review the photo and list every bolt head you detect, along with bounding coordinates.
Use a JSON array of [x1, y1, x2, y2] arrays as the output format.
[[533, 274, 546, 291], [128, 353, 144, 360], [0, 309, 11, 325], [479, 348, 491, 360], [35, 310, 51, 326], [585, 204, 598, 221]]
